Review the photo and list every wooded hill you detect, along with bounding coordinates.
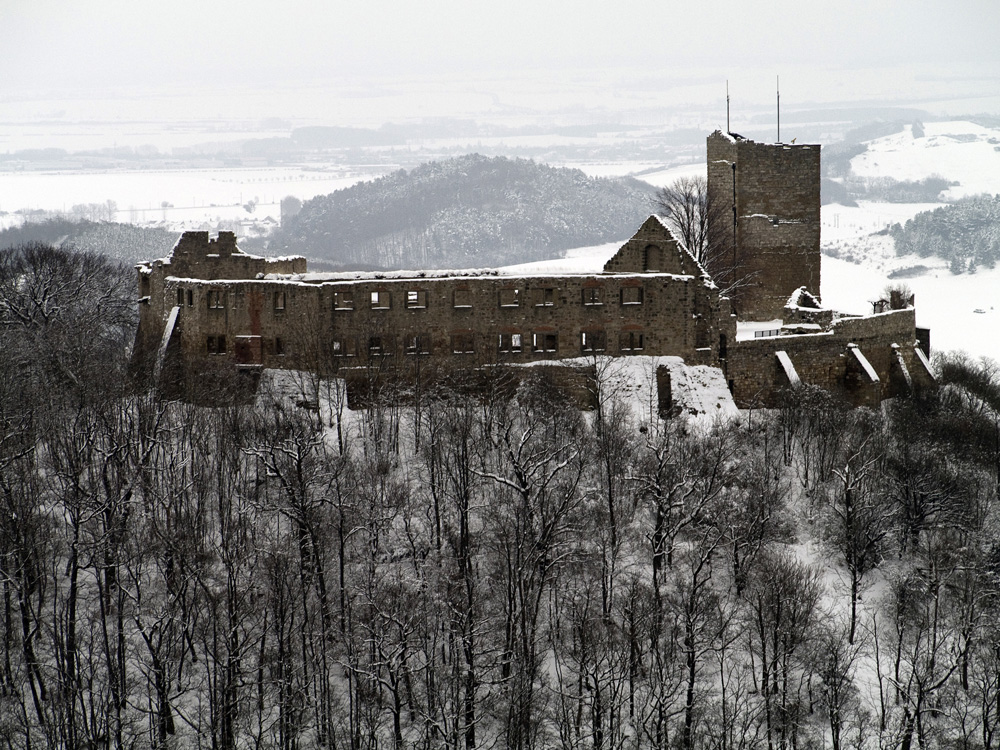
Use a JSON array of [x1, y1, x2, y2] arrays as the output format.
[[5, 243, 1000, 748], [7, 242, 1000, 749], [268, 154, 657, 269], [890, 193, 1000, 272], [0, 218, 178, 264]]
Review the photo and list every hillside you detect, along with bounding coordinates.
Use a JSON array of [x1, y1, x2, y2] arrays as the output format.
[[5, 240, 1000, 748], [815, 120, 1000, 362], [268, 154, 657, 269], [0, 219, 178, 263]]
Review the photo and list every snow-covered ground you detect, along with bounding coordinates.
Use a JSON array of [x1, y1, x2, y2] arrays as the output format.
[[0, 167, 374, 228], [820, 119, 1000, 363], [850, 121, 1000, 199]]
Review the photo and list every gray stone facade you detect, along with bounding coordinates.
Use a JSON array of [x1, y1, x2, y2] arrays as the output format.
[[707, 130, 821, 321], [134, 134, 934, 410]]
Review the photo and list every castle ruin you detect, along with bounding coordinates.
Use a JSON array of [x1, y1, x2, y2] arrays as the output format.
[[134, 132, 935, 411]]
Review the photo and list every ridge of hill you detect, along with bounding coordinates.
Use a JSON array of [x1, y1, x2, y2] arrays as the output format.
[[0, 219, 178, 264], [268, 154, 657, 270]]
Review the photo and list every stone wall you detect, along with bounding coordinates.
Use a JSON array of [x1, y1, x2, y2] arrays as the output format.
[[136, 231, 307, 363], [602, 215, 706, 277], [156, 269, 733, 375], [707, 131, 821, 320], [727, 309, 928, 407], [135, 227, 736, 389]]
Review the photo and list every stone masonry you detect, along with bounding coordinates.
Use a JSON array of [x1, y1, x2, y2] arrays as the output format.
[[707, 130, 821, 321], [136, 217, 737, 404], [134, 133, 933, 411]]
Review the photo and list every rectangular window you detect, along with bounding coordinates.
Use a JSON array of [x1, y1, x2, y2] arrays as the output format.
[[274, 291, 286, 311], [621, 287, 643, 305], [274, 337, 285, 356], [533, 287, 555, 307], [499, 288, 520, 307], [370, 291, 391, 310], [208, 289, 225, 309], [207, 335, 227, 354], [581, 330, 606, 352], [532, 332, 558, 353], [331, 337, 357, 357], [333, 291, 354, 310], [451, 333, 475, 354], [453, 289, 472, 308], [498, 332, 523, 353], [404, 334, 431, 355], [582, 287, 602, 306], [368, 335, 393, 356], [406, 290, 428, 309], [186, 289, 193, 306], [619, 331, 644, 352], [177, 288, 185, 305]]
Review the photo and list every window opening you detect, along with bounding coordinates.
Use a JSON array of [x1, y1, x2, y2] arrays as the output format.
[[533, 287, 555, 307], [453, 289, 472, 308], [370, 291, 391, 310], [406, 290, 428, 309], [405, 334, 431, 355], [499, 332, 523, 353], [499, 288, 520, 307], [451, 333, 475, 354], [368, 335, 392, 355], [645, 244, 662, 272], [332, 337, 357, 357], [581, 330, 606, 352], [621, 287, 643, 305], [207, 335, 227, 354], [582, 287, 603, 306], [619, 331, 644, 351], [532, 332, 558, 352], [333, 291, 354, 310]]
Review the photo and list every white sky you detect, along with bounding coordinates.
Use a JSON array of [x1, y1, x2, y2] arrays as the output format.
[[5, 0, 1000, 95]]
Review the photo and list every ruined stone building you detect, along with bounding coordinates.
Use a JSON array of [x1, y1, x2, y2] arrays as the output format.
[[134, 131, 935, 411]]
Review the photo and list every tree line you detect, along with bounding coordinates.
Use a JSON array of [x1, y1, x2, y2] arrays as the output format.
[[268, 155, 655, 270], [3, 243, 1000, 749], [890, 193, 1000, 273]]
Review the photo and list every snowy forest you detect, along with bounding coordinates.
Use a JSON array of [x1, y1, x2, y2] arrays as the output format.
[[890, 194, 1000, 273], [3, 242, 1000, 750], [269, 155, 655, 270]]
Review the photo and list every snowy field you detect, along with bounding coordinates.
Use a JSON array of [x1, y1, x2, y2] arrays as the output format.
[[850, 121, 1000, 199], [0, 167, 374, 227], [820, 119, 1000, 363]]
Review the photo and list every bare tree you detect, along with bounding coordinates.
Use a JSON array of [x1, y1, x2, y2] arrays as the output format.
[[652, 176, 737, 291], [822, 416, 896, 644]]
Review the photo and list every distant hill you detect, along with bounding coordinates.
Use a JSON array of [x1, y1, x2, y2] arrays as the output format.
[[0, 219, 178, 264], [268, 154, 657, 269], [890, 194, 1000, 272]]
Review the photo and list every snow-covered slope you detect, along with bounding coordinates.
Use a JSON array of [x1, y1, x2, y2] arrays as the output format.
[[821, 120, 1000, 363], [849, 120, 1000, 199]]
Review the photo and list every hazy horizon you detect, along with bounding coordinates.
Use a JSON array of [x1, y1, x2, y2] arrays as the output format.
[[4, 0, 1000, 138]]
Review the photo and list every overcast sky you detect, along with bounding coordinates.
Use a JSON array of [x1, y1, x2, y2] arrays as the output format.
[[5, 1, 999, 88]]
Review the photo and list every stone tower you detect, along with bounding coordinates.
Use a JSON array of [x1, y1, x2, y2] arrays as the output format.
[[706, 130, 821, 321]]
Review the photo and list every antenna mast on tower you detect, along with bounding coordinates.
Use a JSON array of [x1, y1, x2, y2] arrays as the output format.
[[777, 75, 780, 142], [726, 80, 730, 133]]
